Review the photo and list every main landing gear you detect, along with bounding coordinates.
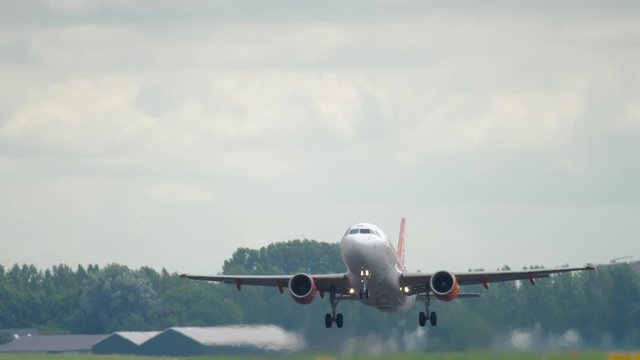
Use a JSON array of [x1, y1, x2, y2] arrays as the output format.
[[325, 285, 344, 328], [418, 311, 437, 327], [419, 292, 437, 327]]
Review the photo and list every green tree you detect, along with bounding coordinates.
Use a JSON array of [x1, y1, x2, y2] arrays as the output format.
[[79, 264, 158, 333]]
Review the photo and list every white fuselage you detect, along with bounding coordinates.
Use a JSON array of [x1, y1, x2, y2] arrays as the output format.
[[340, 223, 415, 312]]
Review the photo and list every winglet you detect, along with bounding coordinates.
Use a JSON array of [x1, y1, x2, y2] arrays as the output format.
[[397, 217, 406, 269]]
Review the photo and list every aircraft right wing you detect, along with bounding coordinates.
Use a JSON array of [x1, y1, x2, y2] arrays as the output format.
[[400, 264, 596, 293], [454, 265, 596, 286]]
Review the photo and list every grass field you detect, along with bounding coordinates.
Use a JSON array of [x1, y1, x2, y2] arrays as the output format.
[[0, 352, 615, 360]]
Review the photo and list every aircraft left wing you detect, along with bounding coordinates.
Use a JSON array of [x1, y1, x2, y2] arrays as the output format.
[[400, 265, 596, 289], [180, 273, 351, 293]]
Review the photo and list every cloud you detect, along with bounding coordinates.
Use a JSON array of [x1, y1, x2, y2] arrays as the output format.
[[207, 72, 364, 139], [1, 1, 639, 273], [625, 100, 640, 127], [0, 76, 155, 157], [220, 150, 293, 179], [45, 0, 105, 14], [0, 70, 367, 179], [462, 90, 583, 149], [146, 181, 215, 204]]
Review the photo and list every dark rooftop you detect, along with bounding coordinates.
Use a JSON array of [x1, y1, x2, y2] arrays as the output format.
[[0, 335, 107, 353]]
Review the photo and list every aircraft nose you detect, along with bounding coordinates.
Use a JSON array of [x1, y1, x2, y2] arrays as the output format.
[[341, 234, 359, 248]]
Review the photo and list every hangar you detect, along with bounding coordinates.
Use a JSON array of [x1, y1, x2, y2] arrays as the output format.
[[1, 326, 304, 356], [0, 334, 107, 353], [92, 331, 160, 355], [138, 326, 304, 356]]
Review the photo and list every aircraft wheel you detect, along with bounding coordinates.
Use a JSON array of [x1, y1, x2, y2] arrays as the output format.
[[418, 311, 426, 327], [336, 313, 344, 328], [365, 290, 370, 299], [359, 290, 364, 299], [325, 313, 332, 328], [430, 311, 437, 327]]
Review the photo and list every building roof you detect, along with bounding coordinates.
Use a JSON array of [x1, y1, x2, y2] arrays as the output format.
[[0, 335, 107, 353], [92, 331, 162, 355], [111, 331, 161, 345], [0, 329, 41, 338], [168, 326, 304, 351]]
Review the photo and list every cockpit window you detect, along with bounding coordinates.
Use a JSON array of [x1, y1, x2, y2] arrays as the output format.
[[346, 227, 382, 236]]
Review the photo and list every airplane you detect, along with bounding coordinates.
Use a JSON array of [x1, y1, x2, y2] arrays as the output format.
[[181, 217, 595, 328]]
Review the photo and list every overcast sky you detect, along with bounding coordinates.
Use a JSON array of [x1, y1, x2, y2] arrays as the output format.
[[1, 1, 639, 275]]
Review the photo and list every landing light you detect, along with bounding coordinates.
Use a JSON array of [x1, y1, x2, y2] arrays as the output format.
[[349, 288, 356, 295], [403, 286, 410, 294], [365, 270, 370, 276]]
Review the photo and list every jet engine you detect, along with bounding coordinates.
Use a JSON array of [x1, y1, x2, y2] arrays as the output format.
[[430, 271, 460, 301], [288, 273, 317, 304]]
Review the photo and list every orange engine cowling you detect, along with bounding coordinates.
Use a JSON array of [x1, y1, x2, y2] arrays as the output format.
[[288, 273, 317, 304], [430, 271, 460, 301]]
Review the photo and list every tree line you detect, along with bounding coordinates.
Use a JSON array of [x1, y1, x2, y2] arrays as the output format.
[[1, 239, 639, 350]]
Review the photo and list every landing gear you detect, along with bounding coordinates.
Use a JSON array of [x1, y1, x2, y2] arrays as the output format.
[[359, 289, 370, 299], [324, 312, 344, 328], [324, 313, 332, 328], [359, 268, 371, 299], [325, 285, 344, 328], [419, 291, 437, 327], [418, 310, 437, 327]]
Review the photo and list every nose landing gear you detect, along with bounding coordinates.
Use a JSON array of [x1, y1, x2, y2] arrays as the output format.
[[359, 268, 371, 299]]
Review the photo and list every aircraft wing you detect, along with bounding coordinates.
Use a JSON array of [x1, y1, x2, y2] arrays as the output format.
[[180, 273, 351, 292], [400, 265, 596, 289]]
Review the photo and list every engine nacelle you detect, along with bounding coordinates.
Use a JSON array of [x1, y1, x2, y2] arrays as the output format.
[[288, 273, 317, 304], [430, 271, 460, 301]]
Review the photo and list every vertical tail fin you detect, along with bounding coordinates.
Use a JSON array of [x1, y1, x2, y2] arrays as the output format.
[[397, 217, 406, 269]]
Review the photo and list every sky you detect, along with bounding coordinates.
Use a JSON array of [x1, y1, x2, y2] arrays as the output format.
[[1, 1, 639, 275]]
